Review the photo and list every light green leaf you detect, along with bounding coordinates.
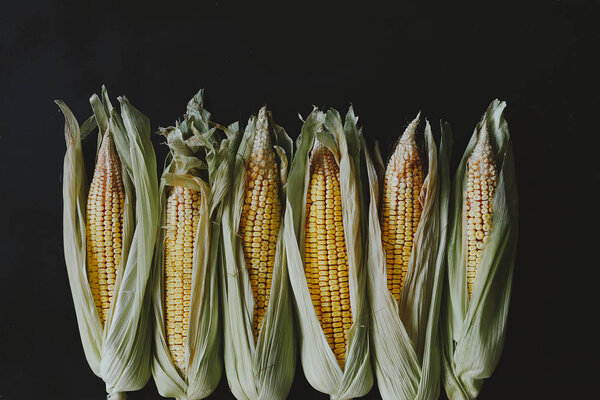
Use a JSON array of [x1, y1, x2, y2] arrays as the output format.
[[80, 116, 97, 141]]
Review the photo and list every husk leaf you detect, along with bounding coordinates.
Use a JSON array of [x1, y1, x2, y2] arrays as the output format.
[[441, 100, 518, 400]]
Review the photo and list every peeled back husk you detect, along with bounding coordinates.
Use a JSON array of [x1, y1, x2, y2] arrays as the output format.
[[284, 107, 373, 400], [365, 115, 451, 400], [59, 86, 159, 399], [441, 100, 518, 400]]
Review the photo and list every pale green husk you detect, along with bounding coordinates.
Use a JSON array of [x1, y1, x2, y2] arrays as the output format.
[[364, 116, 451, 400], [284, 107, 373, 400], [220, 108, 296, 400], [441, 100, 518, 399], [151, 90, 230, 400], [59, 86, 159, 398]]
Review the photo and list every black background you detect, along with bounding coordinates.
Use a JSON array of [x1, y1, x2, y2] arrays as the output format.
[[1, 1, 598, 399]]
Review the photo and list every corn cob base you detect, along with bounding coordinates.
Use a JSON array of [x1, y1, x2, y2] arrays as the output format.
[[107, 392, 127, 400]]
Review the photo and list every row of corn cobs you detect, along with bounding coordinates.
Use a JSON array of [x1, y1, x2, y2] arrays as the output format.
[[59, 87, 517, 400]]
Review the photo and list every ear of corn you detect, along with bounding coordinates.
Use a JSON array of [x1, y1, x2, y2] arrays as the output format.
[[59, 86, 158, 398], [365, 114, 451, 400], [151, 90, 225, 400], [163, 185, 201, 374], [441, 100, 518, 400], [284, 107, 372, 400], [221, 107, 296, 400]]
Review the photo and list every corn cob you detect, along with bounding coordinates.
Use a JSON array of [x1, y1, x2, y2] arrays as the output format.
[[367, 118, 450, 400], [380, 127, 424, 302], [304, 144, 352, 369], [164, 185, 202, 374], [86, 132, 125, 326], [222, 108, 296, 400], [465, 127, 497, 299], [60, 88, 158, 399], [152, 90, 224, 399], [239, 108, 282, 342], [442, 100, 517, 400], [287, 108, 373, 398]]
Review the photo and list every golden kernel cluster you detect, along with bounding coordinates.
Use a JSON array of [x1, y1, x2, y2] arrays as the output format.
[[380, 132, 424, 302], [239, 111, 282, 342], [164, 185, 202, 375], [304, 145, 352, 369], [86, 133, 125, 326], [465, 130, 497, 298]]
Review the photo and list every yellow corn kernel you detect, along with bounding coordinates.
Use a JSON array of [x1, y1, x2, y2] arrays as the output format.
[[304, 144, 352, 369], [380, 129, 424, 303], [465, 127, 497, 299], [164, 185, 202, 375], [239, 107, 281, 342], [86, 132, 125, 327]]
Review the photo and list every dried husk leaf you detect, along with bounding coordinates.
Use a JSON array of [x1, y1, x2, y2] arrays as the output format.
[[151, 90, 226, 400], [220, 109, 296, 400], [284, 107, 373, 400], [59, 86, 159, 398], [365, 117, 451, 400], [441, 100, 518, 400]]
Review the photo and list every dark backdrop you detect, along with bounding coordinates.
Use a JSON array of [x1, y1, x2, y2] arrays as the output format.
[[1, 1, 597, 399]]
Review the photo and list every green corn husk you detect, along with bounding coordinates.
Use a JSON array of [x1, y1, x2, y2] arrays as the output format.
[[151, 90, 231, 400], [220, 107, 296, 400], [59, 86, 159, 399], [284, 107, 373, 400], [441, 100, 518, 399], [364, 115, 451, 400]]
